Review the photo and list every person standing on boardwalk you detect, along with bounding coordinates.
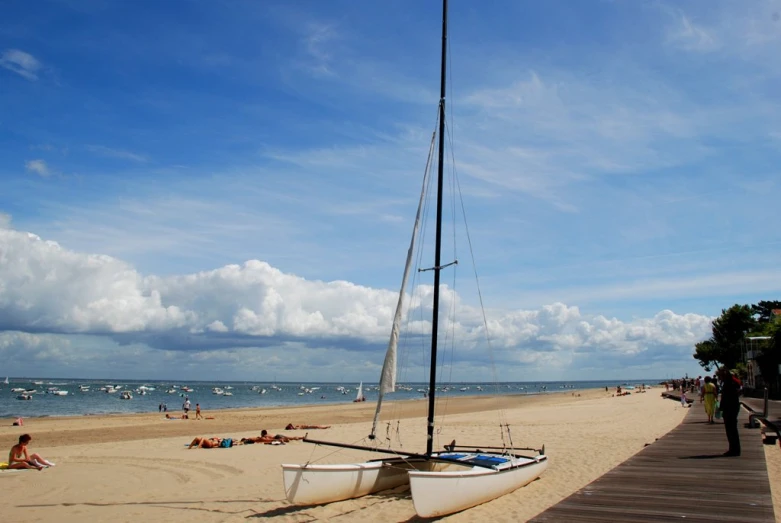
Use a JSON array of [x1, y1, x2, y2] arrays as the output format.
[[718, 367, 741, 456], [700, 376, 718, 423]]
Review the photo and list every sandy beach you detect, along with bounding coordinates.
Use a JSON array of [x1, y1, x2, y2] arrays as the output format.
[[2, 388, 691, 522]]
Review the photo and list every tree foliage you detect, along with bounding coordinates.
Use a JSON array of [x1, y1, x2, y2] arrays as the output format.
[[695, 300, 781, 392], [694, 304, 757, 370], [751, 300, 781, 325], [754, 314, 781, 389]]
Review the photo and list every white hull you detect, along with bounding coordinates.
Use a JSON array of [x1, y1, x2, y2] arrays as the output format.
[[282, 458, 428, 505], [409, 453, 548, 518]]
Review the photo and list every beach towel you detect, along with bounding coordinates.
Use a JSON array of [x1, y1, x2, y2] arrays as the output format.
[[0, 462, 7, 470], [220, 438, 233, 448]]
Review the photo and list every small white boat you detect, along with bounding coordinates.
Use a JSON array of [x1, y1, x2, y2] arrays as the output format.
[[120, 391, 132, 400], [16, 394, 32, 400], [52, 390, 68, 396], [11, 387, 25, 393], [3, 376, 8, 385], [223, 391, 233, 396], [353, 382, 366, 402], [408, 453, 548, 517]]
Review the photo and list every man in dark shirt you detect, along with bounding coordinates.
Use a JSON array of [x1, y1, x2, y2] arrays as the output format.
[[718, 367, 741, 457]]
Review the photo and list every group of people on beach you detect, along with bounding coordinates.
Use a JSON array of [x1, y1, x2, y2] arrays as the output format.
[[187, 424, 331, 448], [672, 368, 742, 457]]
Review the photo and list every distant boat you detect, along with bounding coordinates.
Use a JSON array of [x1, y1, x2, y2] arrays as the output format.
[[52, 390, 68, 396], [120, 391, 132, 400], [353, 382, 366, 402], [3, 376, 8, 385]]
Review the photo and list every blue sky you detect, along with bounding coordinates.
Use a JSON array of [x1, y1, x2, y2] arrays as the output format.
[[1, 0, 779, 382]]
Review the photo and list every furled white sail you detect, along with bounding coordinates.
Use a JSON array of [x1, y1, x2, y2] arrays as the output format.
[[370, 150, 432, 437], [355, 382, 363, 402]]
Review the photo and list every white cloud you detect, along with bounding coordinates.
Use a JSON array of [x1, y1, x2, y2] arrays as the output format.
[[0, 213, 11, 229], [0, 226, 712, 375], [302, 22, 339, 77], [25, 159, 50, 177], [666, 13, 719, 52], [86, 145, 149, 163], [0, 49, 42, 81]]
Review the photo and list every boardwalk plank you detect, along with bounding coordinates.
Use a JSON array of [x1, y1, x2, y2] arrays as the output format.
[[528, 396, 775, 523]]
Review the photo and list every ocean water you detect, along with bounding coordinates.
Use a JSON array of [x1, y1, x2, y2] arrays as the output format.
[[0, 378, 658, 418]]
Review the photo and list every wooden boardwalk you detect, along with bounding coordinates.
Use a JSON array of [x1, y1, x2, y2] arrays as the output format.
[[529, 395, 775, 523]]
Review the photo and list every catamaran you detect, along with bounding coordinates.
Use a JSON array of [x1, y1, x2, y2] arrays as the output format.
[[281, 1, 547, 517]]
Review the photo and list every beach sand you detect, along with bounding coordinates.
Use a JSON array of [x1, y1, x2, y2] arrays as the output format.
[[1, 388, 689, 522], [764, 440, 781, 523]]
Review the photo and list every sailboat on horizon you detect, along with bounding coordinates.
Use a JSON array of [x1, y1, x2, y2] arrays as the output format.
[[280, 1, 547, 517], [352, 381, 366, 403], [3, 376, 8, 385]]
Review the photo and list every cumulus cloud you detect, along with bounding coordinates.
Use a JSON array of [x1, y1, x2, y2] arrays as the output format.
[[0, 226, 712, 374], [0, 213, 11, 229], [0, 49, 42, 81], [25, 159, 50, 177]]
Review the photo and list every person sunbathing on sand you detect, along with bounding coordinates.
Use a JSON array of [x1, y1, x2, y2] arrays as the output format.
[[285, 423, 330, 430], [188, 436, 223, 449], [241, 430, 304, 445], [8, 434, 55, 470]]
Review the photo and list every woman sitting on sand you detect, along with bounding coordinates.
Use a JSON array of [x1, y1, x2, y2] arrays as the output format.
[[8, 434, 55, 470], [285, 423, 330, 430]]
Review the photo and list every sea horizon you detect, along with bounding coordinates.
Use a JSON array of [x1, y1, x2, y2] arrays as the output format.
[[2, 377, 661, 419]]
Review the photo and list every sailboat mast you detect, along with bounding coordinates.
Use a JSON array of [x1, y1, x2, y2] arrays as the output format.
[[426, 0, 448, 457]]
